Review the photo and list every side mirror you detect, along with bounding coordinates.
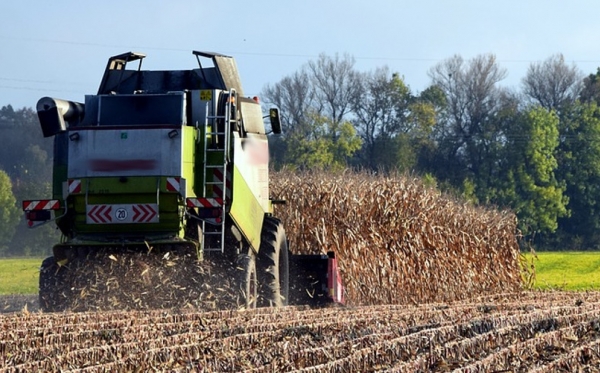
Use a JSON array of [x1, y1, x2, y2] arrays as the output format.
[[269, 108, 282, 134]]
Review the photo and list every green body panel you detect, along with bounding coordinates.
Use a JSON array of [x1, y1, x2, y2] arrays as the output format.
[[52, 165, 67, 201], [181, 126, 197, 198], [52, 164, 68, 221], [55, 126, 197, 239], [86, 177, 163, 194], [193, 125, 209, 193], [52, 133, 68, 201], [229, 165, 264, 251], [68, 177, 182, 236]]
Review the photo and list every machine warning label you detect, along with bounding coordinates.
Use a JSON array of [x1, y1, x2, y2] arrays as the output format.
[[115, 208, 128, 221], [200, 90, 212, 101], [86, 204, 158, 224]]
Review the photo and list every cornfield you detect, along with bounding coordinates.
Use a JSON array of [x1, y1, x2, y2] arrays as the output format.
[[271, 170, 526, 305]]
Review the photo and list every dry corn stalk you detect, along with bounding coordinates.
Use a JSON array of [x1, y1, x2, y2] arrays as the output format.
[[271, 169, 527, 305]]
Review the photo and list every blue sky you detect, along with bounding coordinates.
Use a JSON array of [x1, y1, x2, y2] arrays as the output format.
[[2, 1, 600, 109]]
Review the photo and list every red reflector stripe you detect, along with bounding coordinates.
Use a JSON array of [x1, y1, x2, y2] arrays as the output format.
[[166, 177, 180, 192], [68, 179, 82, 194], [22, 200, 60, 211], [186, 198, 224, 208]]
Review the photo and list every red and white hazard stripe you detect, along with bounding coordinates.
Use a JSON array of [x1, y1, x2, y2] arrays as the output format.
[[86, 203, 159, 224], [166, 177, 180, 192], [186, 198, 224, 208], [22, 200, 60, 211], [132, 204, 158, 223], [212, 168, 232, 201], [88, 205, 112, 223], [68, 179, 82, 194]]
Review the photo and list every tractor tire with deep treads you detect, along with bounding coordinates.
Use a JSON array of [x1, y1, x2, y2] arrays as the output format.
[[39, 256, 68, 312], [257, 217, 290, 307], [236, 251, 258, 309]]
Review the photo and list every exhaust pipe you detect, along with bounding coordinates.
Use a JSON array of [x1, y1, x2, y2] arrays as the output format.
[[36, 97, 85, 137]]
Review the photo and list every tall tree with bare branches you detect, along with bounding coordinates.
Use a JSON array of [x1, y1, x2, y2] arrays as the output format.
[[522, 54, 582, 112], [428, 54, 508, 184]]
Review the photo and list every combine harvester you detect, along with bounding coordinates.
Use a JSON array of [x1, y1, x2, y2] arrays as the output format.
[[23, 50, 344, 311]]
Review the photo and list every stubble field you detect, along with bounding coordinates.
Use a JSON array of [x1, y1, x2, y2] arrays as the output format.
[[2, 291, 600, 372], [2, 171, 598, 371]]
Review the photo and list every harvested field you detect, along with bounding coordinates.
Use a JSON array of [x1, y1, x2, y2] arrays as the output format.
[[1, 170, 548, 371], [2, 291, 600, 372]]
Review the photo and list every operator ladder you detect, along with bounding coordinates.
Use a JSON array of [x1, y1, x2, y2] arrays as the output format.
[[201, 90, 236, 253]]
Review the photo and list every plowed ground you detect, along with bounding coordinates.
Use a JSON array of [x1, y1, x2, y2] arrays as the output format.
[[2, 291, 600, 372]]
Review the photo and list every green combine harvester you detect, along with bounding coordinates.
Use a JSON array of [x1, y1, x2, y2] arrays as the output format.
[[23, 50, 343, 311]]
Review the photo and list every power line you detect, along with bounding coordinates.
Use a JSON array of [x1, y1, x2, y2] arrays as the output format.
[[0, 77, 83, 86], [3, 35, 600, 65], [0, 85, 83, 93]]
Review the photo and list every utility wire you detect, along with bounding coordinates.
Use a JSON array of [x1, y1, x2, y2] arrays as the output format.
[[3, 35, 600, 65]]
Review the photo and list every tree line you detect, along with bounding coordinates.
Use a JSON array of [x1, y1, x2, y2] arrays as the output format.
[[262, 53, 600, 251], [0, 105, 58, 256], [1, 52, 600, 255]]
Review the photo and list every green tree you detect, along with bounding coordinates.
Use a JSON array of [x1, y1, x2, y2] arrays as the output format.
[[10, 179, 59, 257], [0, 170, 19, 254], [352, 68, 408, 170], [352, 69, 438, 172], [498, 107, 568, 234], [0, 106, 53, 182], [553, 102, 600, 248], [262, 54, 360, 169], [427, 54, 508, 187], [580, 68, 600, 104], [0, 105, 58, 256], [285, 113, 361, 170]]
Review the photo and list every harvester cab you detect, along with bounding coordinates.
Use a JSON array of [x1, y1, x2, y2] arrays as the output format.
[[23, 50, 344, 311]]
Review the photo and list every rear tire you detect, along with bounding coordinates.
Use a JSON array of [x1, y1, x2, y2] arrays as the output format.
[[236, 250, 257, 309], [257, 217, 290, 307], [39, 256, 67, 312]]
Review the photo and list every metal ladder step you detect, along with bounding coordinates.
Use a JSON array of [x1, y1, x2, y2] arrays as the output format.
[[200, 89, 236, 255], [207, 115, 238, 122]]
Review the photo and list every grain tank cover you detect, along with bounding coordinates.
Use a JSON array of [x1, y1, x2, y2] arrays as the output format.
[[193, 51, 244, 97], [96, 50, 244, 96]]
